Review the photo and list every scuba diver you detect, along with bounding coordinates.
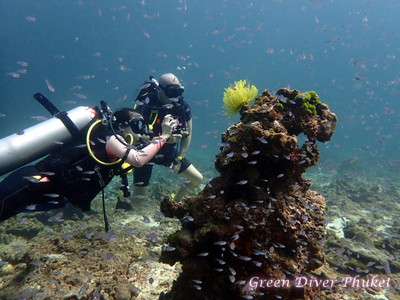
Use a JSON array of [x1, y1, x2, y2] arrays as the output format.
[[0, 94, 176, 229], [116, 73, 203, 208]]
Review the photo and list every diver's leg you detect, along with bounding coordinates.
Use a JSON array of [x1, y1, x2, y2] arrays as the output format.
[[132, 163, 153, 203], [133, 185, 149, 203], [174, 163, 203, 202], [115, 163, 153, 210]]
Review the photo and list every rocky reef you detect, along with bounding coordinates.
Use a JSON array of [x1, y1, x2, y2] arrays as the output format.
[[0, 197, 182, 300], [159, 88, 338, 299]]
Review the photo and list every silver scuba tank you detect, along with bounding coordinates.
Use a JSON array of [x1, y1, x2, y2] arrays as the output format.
[[0, 106, 98, 176]]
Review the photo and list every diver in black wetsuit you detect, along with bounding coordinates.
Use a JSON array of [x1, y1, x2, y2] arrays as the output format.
[[118, 73, 203, 207], [0, 108, 176, 222]]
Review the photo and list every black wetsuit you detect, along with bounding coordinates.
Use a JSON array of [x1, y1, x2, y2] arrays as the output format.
[[0, 127, 119, 221], [133, 92, 192, 187]]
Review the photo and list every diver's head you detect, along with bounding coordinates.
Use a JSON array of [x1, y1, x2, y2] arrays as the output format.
[[157, 73, 184, 104], [112, 108, 149, 145]]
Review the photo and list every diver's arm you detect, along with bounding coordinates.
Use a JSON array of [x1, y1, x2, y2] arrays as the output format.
[[106, 135, 167, 167], [179, 118, 192, 157], [106, 115, 174, 167]]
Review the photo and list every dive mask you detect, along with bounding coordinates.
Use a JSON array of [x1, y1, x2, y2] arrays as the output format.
[[160, 84, 184, 98]]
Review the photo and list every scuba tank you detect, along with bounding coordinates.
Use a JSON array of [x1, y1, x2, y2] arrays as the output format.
[[0, 94, 98, 176]]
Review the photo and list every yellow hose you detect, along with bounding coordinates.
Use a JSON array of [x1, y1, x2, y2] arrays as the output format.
[[86, 119, 121, 166]]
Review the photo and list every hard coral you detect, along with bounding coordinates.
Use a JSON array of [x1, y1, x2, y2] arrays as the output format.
[[160, 88, 338, 300]]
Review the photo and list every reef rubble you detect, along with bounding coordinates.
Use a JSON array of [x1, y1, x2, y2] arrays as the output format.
[[159, 88, 339, 299], [0, 199, 182, 300]]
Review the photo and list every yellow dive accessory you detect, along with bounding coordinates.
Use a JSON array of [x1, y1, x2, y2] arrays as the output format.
[[133, 98, 158, 131], [124, 133, 134, 145], [121, 162, 133, 175], [148, 110, 159, 131], [86, 119, 133, 166]]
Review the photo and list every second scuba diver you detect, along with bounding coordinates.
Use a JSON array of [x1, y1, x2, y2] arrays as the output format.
[[116, 73, 203, 209], [0, 107, 177, 224]]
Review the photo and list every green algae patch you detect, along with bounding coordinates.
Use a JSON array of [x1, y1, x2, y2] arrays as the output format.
[[295, 90, 322, 116]]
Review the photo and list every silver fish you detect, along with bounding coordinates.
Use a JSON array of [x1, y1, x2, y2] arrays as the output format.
[[40, 171, 55, 176], [44, 193, 59, 198], [163, 246, 176, 252], [45, 78, 55, 93], [257, 137, 268, 144], [227, 152, 234, 158], [48, 212, 64, 222], [236, 180, 248, 185], [25, 204, 37, 210], [238, 256, 252, 261], [213, 241, 227, 246], [163, 104, 174, 109]]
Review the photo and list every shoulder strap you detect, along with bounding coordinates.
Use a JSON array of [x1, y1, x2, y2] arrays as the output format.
[[34, 93, 80, 138]]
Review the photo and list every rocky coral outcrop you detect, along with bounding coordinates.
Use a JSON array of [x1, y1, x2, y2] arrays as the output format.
[[159, 88, 338, 299]]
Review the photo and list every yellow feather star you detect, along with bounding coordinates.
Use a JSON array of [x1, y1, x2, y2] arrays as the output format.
[[222, 80, 258, 116]]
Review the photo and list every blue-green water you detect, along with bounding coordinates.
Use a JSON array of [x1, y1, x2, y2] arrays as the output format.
[[1, 0, 399, 172]]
